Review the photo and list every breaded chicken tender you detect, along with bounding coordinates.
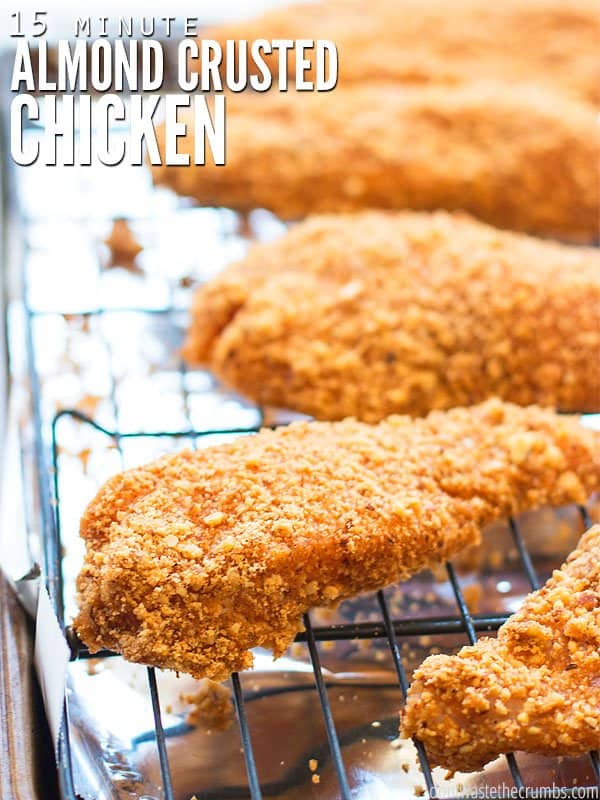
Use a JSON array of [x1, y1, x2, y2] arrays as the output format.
[[184, 211, 600, 422], [152, 82, 598, 240], [402, 524, 600, 772], [74, 401, 600, 681], [199, 0, 599, 103]]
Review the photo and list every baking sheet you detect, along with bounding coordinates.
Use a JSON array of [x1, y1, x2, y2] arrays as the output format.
[[7, 117, 600, 800]]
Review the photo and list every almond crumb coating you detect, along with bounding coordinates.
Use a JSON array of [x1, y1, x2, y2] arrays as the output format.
[[199, 0, 600, 103], [401, 524, 600, 772], [152, 82, 598, 240], [184, 211, 600, 422], [74, 401, 600, 681]]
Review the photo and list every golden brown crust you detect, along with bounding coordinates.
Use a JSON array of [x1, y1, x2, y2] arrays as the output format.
[[152, 82, 598, 240], [200, 0, 600, 103], [184, 210, 600, 421], [401, 524, 600, 772], [74, 400, 600, 680]]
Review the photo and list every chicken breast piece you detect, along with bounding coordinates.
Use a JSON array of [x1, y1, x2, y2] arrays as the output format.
[[197, 0, 600, 103], [401, 524, 600, 772], [183, 211, 600, 422], [152, 82, 598, 240], [74, 400, 599, 681]]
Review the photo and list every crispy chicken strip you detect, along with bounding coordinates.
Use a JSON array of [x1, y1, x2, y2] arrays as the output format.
[[401, 524, 600, 772], [198, 0, 600, 103], [184, 211, 600, 422], [74, 401, 599, 681], [152, 82, 598, 240]]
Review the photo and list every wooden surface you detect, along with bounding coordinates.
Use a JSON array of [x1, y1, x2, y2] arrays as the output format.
[[0, 570, 59, 800]]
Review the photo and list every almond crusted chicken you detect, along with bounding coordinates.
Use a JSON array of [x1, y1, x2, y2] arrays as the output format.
[[152, 82, 598, 240], [402, 525, 600, 772], [184, 211, 600, 421], [198, 0, 600, 103], [75, 401, 599, 681]]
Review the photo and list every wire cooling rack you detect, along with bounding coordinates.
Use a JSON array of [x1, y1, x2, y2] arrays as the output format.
[[50, 426, 600, 798], [5, 114, 600, 799]]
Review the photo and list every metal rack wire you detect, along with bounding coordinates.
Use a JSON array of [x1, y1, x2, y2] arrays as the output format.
[[46, 409, 600, 799]]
